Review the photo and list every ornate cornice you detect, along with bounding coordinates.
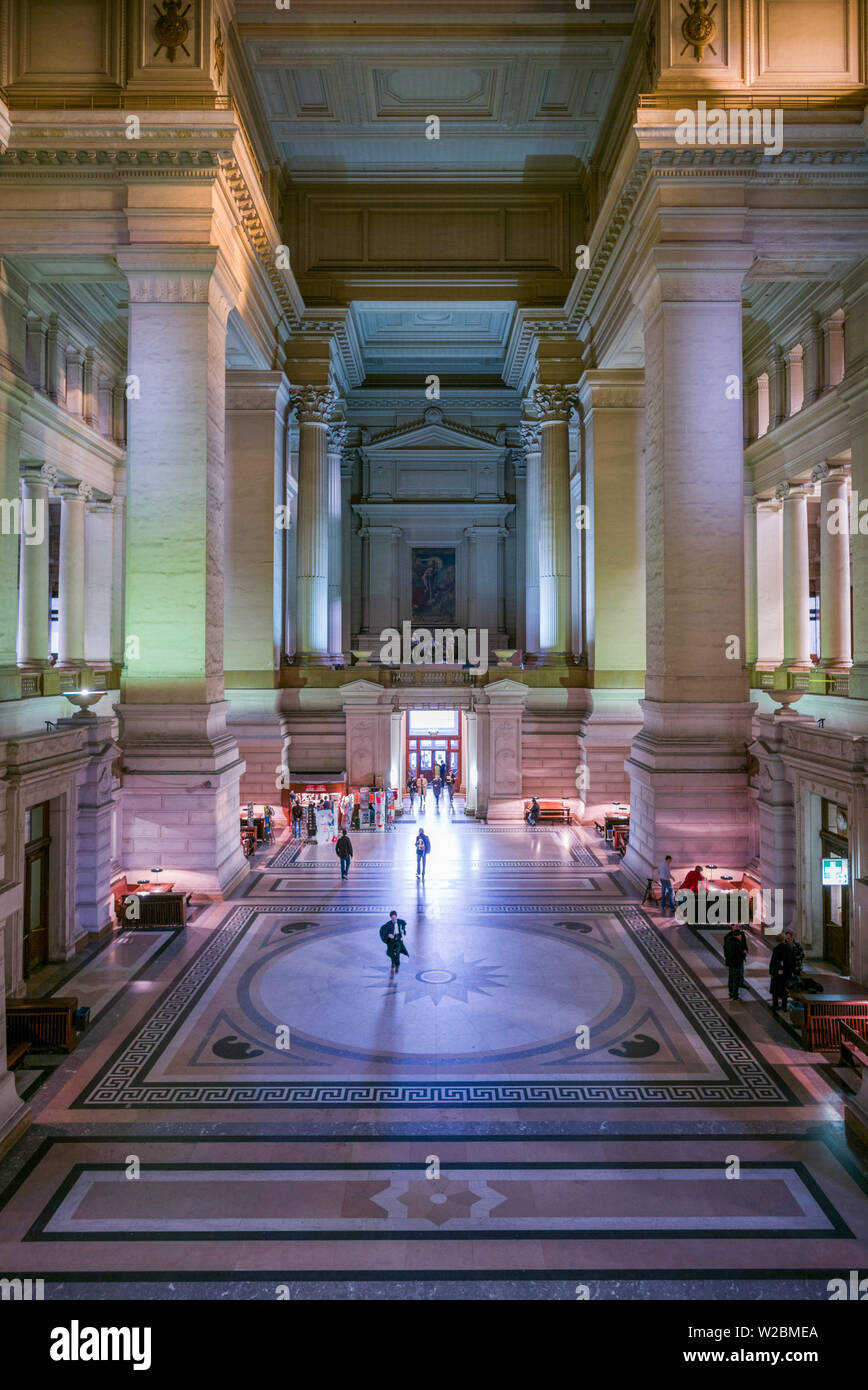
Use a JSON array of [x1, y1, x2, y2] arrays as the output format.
[[291, 386, 337, 424]]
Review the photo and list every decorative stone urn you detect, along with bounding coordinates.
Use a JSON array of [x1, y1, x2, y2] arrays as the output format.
[[493, 649, 517, 667], [768, 689, 805, 719], [351, 650, 373, 666], [63, 689, 103, 719]]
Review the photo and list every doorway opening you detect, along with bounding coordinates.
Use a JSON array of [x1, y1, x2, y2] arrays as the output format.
[[406, 708, 460, 784], [820, 797, 850, 974], [23, 800, 51, 978]]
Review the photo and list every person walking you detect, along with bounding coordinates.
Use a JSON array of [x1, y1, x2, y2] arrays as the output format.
[[445, 770, 455, 805], [432, 775, 442, 807], [415, 828, 431, 879], [769, 930, 797, 1011], [723, 924, 749, 1001], [658, 854, 675, 914], [335, 830, 354, 880], [379, 910, 408, 974], [408, 775, 417, 812], [439, 759, 447, 783], [291, 800, 304, 838], [419, 774, 428, 808]]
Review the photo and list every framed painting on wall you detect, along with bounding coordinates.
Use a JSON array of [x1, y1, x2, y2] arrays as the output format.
[[411, 547, 456, 624]]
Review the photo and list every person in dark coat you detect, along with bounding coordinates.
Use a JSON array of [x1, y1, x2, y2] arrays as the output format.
[[415, 829, 431, 879], [432, 775, 442, 806], [769, 930, 797, 1011], [439, 760, 447, 782], [291, 800, 304, 837], [379, 910, 408, 974], [445, 770, 455, 805], [335, 831, 353, 880], [723, 925, 749, 1001], [526, 797, 540, 827]]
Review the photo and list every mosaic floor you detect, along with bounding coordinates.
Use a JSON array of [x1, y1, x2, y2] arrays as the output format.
[[1, 805, 866, 1298]]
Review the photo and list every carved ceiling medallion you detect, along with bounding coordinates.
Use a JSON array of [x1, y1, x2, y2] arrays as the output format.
[[680, 0, 718, 62], [153, 1, 191, 64]]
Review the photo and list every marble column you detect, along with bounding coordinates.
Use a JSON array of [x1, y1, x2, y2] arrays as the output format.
[[110, 480, 126, 667], [224, 371, 290, 681], [776, 481, 813, 675], [327, 419, 347, 663], [579, 370, 645, 686], [767, 347, 787, 430], [744, 497, 758, 669], [519, 419, 541, 661], [84, 496, 113, 670], [755, 499, 783, 670], [56, 481, 89, 672], [16, 463, 55, 671], [65, 348, 83, 417], [463, 710, 478, 815], [293, 386, 335, 664], [0, 372, 30, 696], [814, 462, 852, 671], [56, 713, 118, 942], [534, 386, 573, 664], [623, 244, 756, 876], [114, 248, 246, 896]]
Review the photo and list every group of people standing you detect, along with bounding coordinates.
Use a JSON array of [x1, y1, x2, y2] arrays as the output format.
[[657, 855, 805, 1009], [408, 763, 455, 811]]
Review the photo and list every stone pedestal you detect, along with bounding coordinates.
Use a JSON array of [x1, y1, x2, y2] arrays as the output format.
[[116, 701, 247, 895], [623, 245, 756, 878]]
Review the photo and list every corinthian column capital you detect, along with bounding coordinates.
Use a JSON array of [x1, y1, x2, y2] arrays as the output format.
[[327, 418, 349, 451], [292, 386, 337, 424], [519, 419, 541, 453], [531, 384, 577, 422]]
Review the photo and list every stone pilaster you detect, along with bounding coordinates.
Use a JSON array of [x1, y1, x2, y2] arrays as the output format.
[[0, 372, 31, 696], [16, 463, 55, 671], [801, 317, 822, 407], [340, 451, 355, 661], [224, 370, 290, 682], [755, 499, 783, 670], [473, 678, 528, 820], [813, 462, 852, 672], [0, 738, 29, 1156], [623, 245, 756, 877], [533, 385, 573, 664], [84, 496, 113, 671], [578, 370, 645, 687], [56, 713, 118, 942], [115, 248, 246, 895], [56, 481, 90, 672], [744, 497, 758, 669], [519, 418, 541, 662], [841, 266, 868, 699], [775, 481, 813, 677], [293, 385, 336, 664]]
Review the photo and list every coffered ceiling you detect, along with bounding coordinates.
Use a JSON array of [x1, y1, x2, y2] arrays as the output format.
[[234, 2, 639, 181], [352, 301, 517, 378]]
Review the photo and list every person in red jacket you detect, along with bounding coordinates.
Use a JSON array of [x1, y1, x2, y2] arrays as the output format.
[[680, 865, 705, 894]]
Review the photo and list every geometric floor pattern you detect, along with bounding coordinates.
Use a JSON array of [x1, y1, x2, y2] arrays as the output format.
[[1, 805, 866, 1296]]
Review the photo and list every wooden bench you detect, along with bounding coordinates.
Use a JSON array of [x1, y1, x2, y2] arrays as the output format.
[[524, 799, 572, 825], [6, 996, 78, 1052], [789, 994, 868, 1052], [840, 1021, 868, 1073]]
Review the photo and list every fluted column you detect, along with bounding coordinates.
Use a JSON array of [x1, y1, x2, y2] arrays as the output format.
[[533, 386, 573, 663], [802, 317, 822, 408], [814, 462, 852, 671], [767, 347, 787, 430], [110, 476, 126, 666], [519, 418, 541, 661], [56, 481, 89, 671], [340, 450, 355, 659], [776, 481, 813, 674], [327, 418, 347, 662], [84, 497, 114, 670], [16, 463, 54, 670], [744, 496, 758, 669], [293, 386, 335, 664]]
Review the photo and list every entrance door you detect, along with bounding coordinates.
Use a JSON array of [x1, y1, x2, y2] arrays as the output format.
[[820, 800, 849, 973], [23, 801, 50, 977], [406, 709, 461, 785]]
